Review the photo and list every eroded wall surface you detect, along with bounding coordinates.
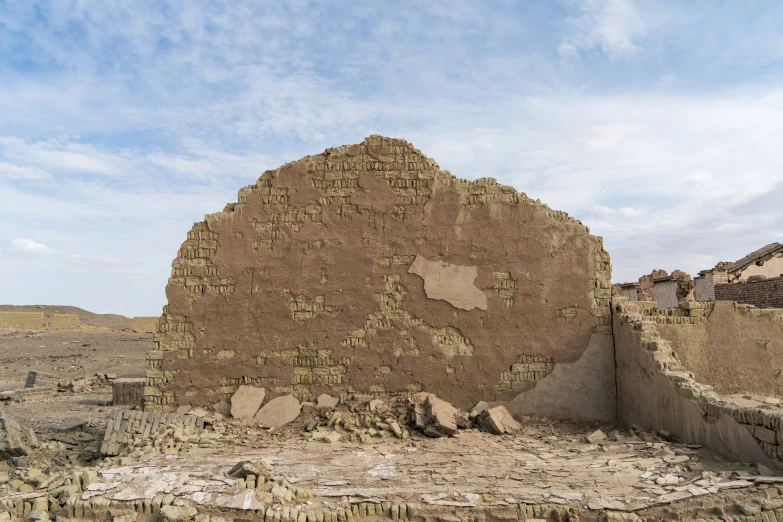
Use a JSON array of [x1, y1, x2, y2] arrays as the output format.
[[145, 135, 612, 413], [657, 301, 783, 396]]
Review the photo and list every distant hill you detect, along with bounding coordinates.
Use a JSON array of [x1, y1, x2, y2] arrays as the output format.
[[0, 305, 131, 330]]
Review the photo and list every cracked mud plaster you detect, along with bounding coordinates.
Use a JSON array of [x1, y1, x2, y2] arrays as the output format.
[[147, 135, 611, 413], [407, 255, 487, 311]]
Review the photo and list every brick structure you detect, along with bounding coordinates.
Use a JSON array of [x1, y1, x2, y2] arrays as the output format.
[[145, 135, 613, 415], [130, 316, 158, 333], [715, 275, 783, 309], [696, 243, 783, 301], [49, 313, 80, 330]]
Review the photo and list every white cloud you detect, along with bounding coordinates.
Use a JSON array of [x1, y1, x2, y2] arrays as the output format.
[[0, 162, 52, 181], [8, 238, 54, 257], [0, 137, 128, 176], [559, 0, 648, 59]]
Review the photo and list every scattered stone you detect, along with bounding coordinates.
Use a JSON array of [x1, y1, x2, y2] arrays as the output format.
[[765, 397, 781, 405], [312, 431, 342, 443], [176, 405, 191, 414], [586, 430, 607, 444], [317, 394, 339, 410], [213, 401, 231, 416], [738, 501, 761, 516], [254, 395, 301, 428], [231, 385, 267, 420], [476, 406, 521, 435], [227, 459, 273, 479], [160, 505, 199, 522], [468, 401, 488, 419], [758, 463, 775, 476], [369, 399, 389, 414], [53, 419, 88, 432]]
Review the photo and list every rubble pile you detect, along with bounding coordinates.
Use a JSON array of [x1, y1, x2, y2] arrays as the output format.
[[411, 393, 521, 437]]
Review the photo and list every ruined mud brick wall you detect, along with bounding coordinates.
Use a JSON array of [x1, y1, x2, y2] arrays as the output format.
[[146, 135, 612, 414], [656, 300, 783, 397], [614, 297, 783, 468], [100, 409, 205, 456], [130, 316, 159, 333], [715, 275, 783, 309], [0, 312, 43, 329], [48, 313, 80, 330]]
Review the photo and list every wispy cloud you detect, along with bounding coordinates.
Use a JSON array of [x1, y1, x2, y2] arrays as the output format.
[[559, 0, 649, 59], [8, 238, 54, 257]]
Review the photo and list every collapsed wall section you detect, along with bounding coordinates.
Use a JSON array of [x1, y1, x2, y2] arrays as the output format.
[[145, 135, 613, 415], [614, 297, 783, 468]]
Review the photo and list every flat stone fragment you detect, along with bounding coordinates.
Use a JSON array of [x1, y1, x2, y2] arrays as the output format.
[[254, 395, 301, 428], [316, 394, 339, 410], [213, 401, 231, 416], [231, 385, 266, 420]]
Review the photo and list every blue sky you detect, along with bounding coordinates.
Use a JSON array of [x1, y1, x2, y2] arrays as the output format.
[[1, 0, 782, 316]]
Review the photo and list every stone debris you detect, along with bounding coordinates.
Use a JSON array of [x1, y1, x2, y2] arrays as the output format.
[[230, 385, 267, 421], [410, 394, 521, 437], [213, 401, 231, 416], [586, 429, 608, 443], [475, 406, 522, 435], [316, 394, 339, 410], [254, 395, 301, 428], [0, 413, 39, 459]]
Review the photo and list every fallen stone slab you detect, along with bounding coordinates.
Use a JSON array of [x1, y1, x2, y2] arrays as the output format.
[[476, 406, 521, 435], [254, 395, 301, 428], [53, 420, 88, 432], [231, 385, 267, 421], [24, 370, 60, 389], [0, 413, 39, 460], [317, 394, 339, 410], [0, 387, 58, 401]]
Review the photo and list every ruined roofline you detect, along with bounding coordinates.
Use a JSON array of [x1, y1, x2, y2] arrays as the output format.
[[724, 242, 783, 274], [205, 134, 597, 239]]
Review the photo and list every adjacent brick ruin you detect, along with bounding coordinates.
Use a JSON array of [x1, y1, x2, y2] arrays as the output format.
[[130, 316, 159, 333], [146, 135, 612, 414], [715, 275, 783, 309], [0, 312, 43, 329]]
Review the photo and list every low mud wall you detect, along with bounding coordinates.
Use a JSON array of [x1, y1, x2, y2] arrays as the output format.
[[614, 297, 783, 468], [657, 301, 783, 396]]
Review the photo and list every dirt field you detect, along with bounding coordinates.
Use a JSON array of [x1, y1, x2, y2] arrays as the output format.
[[0, 306, 149, 429]]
